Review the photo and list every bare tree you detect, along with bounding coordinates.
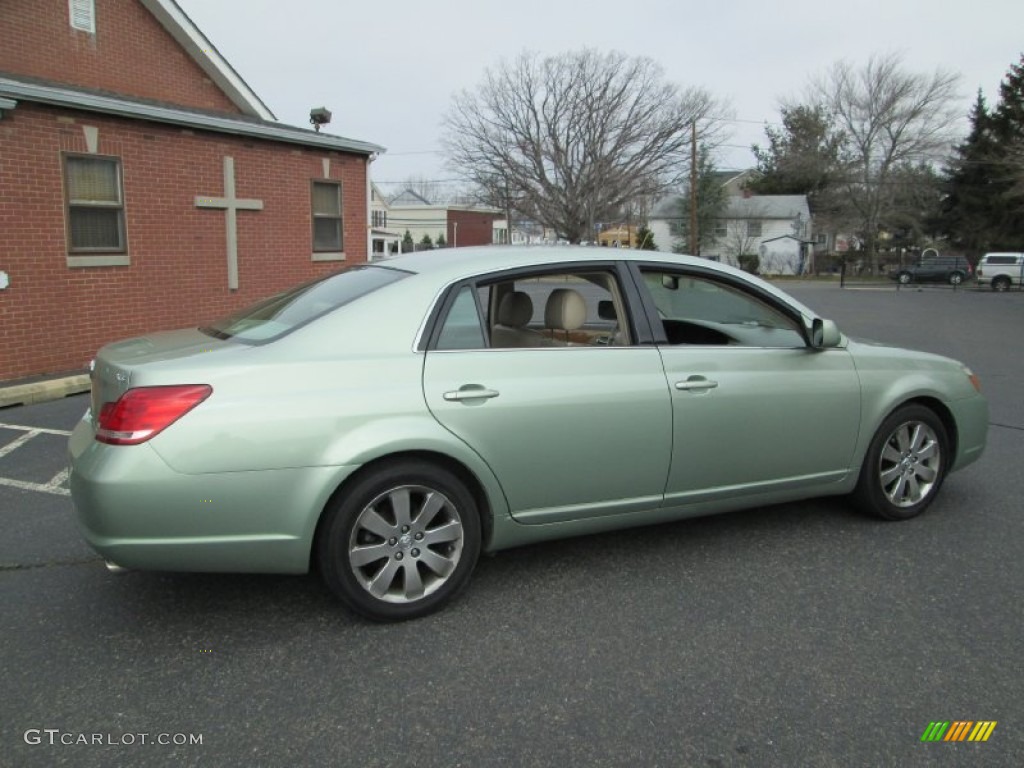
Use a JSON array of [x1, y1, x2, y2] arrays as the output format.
[[807, 53, 960, 270], [396, 175, 448, 205], [720, 219, 759, 269], [443, 49, 728, 243]]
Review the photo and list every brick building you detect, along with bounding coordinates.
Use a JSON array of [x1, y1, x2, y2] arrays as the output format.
[[0, 0, 382, 382]]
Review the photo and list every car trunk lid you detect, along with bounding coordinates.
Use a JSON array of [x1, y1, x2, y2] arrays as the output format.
[[89, 329, 232, 423]]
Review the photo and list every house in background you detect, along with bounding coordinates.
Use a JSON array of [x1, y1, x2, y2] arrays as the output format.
[[648, 191, 812, 275], [369, 183, 401, 259], [387, 189, 505, 249], [0, 0, 382, 381]]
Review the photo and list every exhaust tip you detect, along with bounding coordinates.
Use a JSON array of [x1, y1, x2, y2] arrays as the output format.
[[104, 559, 128, 573]]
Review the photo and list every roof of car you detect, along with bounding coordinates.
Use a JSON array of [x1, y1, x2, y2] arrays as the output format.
[[378, 245, 716, 280], [371, 246, 817, 318]]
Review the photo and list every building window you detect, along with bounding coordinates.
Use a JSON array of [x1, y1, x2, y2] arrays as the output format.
[[713, 221, 727, 239], [372, 209, 387, 228], [69, 0, 95, 33], [64, 155, 125, 253], [746, 221, 763, 238], [311, 181, 343, 252]]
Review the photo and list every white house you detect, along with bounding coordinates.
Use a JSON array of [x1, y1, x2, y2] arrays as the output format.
[[648, 193, 812, 275], [369, 183, 402, 259], [387, 189, 504, 249]]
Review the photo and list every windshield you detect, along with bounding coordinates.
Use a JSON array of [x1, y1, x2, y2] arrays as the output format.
[[201, 266, 409, 343]]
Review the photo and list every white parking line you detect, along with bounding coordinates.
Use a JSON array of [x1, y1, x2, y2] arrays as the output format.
[[0, 476, 71, 497], [0, 429, 41, 458], [0, 424, 74, 497], [0, 423, 73, 437]]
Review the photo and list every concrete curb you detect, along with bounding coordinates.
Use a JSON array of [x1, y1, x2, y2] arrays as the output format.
[[0, 375, 91, 409]]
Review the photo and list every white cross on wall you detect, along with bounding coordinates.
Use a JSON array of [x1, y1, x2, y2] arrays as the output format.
[[195, 156, 264, 290]]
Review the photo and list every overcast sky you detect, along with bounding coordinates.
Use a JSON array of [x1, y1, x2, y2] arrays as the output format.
[[178, 0, 1023, 195]]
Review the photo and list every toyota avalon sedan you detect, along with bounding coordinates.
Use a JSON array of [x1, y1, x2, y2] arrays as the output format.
[[69, 247, 988, 621]]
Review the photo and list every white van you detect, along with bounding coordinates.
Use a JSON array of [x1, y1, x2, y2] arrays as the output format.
[[976, 253, 1024, 291]]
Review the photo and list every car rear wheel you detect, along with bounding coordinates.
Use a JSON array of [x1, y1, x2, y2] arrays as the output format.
[[949, 272, 964, 286], [317, 460, 481, 621], [853, 405, 948, 521], [992, 276, 1011, 292], [897, 272, 912, 285]]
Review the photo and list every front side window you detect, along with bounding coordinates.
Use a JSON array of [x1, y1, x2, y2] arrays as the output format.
[[64, 155, 125, 253], [641, 269, 804, 348], [312, 181, 343, 252]]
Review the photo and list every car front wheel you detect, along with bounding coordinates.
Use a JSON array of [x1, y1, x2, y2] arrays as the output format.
[[853, 405, 948, 521], [317, 460, 481, 621]]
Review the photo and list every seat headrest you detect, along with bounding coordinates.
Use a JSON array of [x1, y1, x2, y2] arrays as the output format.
[[544, 288, 587, 331], [497, 291, 533, 328]]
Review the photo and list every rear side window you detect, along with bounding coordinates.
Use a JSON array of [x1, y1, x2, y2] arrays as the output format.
[[201, 266, 408, 343], [436, 286, 486, 350], [984, 255, 1020, 266]]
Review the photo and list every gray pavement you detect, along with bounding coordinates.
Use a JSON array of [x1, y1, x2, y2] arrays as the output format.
[[1, 283, 1021, 767]]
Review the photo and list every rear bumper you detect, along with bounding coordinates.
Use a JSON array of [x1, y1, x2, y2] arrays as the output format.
[[68, 416, 357, 574]]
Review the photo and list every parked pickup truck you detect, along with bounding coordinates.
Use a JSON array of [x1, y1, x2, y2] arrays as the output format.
[[976, 252, 1024, 292]]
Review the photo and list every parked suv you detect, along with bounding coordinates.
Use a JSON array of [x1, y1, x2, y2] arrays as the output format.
[[976, 252, 1024, 292], [891, 255, 973, 286]]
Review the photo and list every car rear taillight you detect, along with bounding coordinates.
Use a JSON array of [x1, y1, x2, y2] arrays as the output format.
[[96, 385, 212, 445]]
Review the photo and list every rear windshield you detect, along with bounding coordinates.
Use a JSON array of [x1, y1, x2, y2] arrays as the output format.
[[983, 255, 1021, 265], [201, 265, 409, 343]]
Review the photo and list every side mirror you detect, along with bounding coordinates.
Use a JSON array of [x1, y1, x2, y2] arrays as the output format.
[[809, 317, 841, 349]]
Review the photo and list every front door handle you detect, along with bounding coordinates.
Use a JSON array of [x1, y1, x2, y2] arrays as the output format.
[[675, 376, 719, 392], [443, 386, 500, 402]]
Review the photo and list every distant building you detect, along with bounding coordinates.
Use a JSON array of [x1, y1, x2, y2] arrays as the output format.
[[369, 183, 402, 258], [648, 191, 812, 275], [387, 189, 505, 249], [0, 0, 382, 381]]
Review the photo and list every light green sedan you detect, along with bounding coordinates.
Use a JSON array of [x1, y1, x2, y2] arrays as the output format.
[[69, 247, 988, 621]]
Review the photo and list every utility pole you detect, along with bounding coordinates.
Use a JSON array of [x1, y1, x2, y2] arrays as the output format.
[[504, 177, 513, 245], [689, 121, 698, 256]]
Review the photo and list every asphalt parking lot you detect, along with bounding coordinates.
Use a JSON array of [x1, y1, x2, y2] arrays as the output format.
[[1, 282, 1021, 767]]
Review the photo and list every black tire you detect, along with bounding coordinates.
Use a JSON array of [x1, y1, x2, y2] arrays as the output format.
[[317, 460, 481, 621], [897, 272, 912, 285], [992, 277, 1010, 292], [949, 272, 964, 286], [853, 405, 949, 521]]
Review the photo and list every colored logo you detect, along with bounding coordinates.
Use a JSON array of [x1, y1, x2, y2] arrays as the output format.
[[921, 721, 997, 742]]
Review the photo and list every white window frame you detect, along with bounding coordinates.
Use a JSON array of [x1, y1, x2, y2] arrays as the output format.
[[69, 0, 96, 34], [63, 153, 129, 267]]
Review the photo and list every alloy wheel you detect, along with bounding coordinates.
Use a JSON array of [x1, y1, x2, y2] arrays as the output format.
[[348, 485, 465, 603], [877, 421, 941, 508]]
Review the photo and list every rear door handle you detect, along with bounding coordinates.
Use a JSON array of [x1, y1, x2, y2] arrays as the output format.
[[675, 376, 719, 392], [443, 386, 500, 402]]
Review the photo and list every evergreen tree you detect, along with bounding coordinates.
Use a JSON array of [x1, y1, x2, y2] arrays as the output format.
[[420, 233, 434, 249], [436, 233, 447, 247], [941, 91, 1001, 256], [748, 104, 846, 222], [990, 55, 1024, 238], [943, 56, 1024, 254], [636, 224, 658, 250], [671, 145, 728, 255], [401, 230, 414, 253]]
